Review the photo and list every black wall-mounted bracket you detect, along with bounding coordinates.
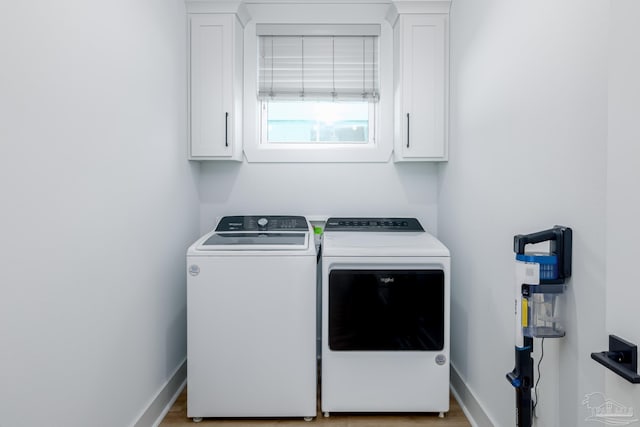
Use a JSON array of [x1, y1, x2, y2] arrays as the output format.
[[591, 335, 640, 384]]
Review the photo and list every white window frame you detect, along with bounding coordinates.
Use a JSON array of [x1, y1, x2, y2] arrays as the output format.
[[242, 3, 393, 163]]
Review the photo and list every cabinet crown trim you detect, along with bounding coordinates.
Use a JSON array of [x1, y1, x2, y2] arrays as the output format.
[[386, 1, 451, 25], [187, 1, 250, 23], [187, 0, 449, 7], [187, 0, 450, 21]]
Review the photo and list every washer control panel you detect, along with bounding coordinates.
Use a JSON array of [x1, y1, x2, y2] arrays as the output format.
[[325, 217, 424, 232], [215, 215, 309, 232]]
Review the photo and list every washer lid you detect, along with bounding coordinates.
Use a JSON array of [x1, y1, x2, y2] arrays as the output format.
[[202, 232, 307, 247], [194, 215, 311, 251]]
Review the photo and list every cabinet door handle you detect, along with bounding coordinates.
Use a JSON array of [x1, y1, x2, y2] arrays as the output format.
[[225, 112, 229, 147], [406, 113, 410, 148]]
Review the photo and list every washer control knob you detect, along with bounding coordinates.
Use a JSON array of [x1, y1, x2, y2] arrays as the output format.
[[435, 354, 447, 365], [257, 217, 268, 228]]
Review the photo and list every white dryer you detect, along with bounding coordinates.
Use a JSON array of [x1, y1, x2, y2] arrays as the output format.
[[187, 215, 317, 422], [321, 218, 450, 416]]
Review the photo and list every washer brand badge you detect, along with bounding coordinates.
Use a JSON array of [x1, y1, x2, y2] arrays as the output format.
[[583, 392, 638, 425], [188, 265, 200, 276], [380, 277, 395, 284]]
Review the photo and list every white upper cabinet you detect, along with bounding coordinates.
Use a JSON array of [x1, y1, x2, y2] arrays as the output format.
[[392, 13, 449, 162], [189, 13, 243, 160]]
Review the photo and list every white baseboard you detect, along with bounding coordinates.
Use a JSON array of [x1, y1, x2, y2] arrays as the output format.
[[450, 363, 496, 427], [132, 358, 187, 427]]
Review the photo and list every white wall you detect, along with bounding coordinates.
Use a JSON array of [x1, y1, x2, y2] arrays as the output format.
[[441, 1, 608, 425], [199, 161, 439, 234], [0, 1, 199, 426], [605, 0, 640, 414]]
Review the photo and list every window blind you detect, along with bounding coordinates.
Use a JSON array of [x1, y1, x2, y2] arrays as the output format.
[[258, 34, 379, 101]]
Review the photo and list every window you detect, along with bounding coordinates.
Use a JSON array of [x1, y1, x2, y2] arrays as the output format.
[[243, 18, 393, 163], [262, 101, 373, 144], [257, 26, 379, 146]]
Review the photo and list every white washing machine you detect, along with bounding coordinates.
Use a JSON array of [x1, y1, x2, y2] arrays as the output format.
[[187, 215, 317, 422], [321, 217, 450, 416]]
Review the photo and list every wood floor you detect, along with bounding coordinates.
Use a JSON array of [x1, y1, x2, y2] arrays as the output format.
[[160, 387, 472, 427]]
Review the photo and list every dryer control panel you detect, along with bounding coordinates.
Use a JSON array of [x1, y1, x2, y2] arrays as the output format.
[[215, 215, 309, 232], [325, 217, 424, 232]]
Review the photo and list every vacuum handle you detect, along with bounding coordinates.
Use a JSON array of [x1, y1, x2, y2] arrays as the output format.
[[514, 225, 572, 281], [514, 226, 565, 254]]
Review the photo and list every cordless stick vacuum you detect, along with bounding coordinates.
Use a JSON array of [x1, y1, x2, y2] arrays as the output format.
[[506, 226, 572, 427]]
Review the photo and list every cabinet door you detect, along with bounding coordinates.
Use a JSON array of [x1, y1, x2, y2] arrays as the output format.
[[189, 15, 235, 158], [397, 14, 447, 161]]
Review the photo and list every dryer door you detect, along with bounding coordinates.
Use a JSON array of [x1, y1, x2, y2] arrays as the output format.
[[328, 269, 444, 351]]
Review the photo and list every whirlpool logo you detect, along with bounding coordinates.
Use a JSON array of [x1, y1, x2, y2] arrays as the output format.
[[379, 277, 395, 284]]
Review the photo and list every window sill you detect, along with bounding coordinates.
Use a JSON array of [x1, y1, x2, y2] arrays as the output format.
[[243, 141, 393, 163]]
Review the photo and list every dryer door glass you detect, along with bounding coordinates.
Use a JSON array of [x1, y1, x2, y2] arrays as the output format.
[[328, 269, 444, 351]]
